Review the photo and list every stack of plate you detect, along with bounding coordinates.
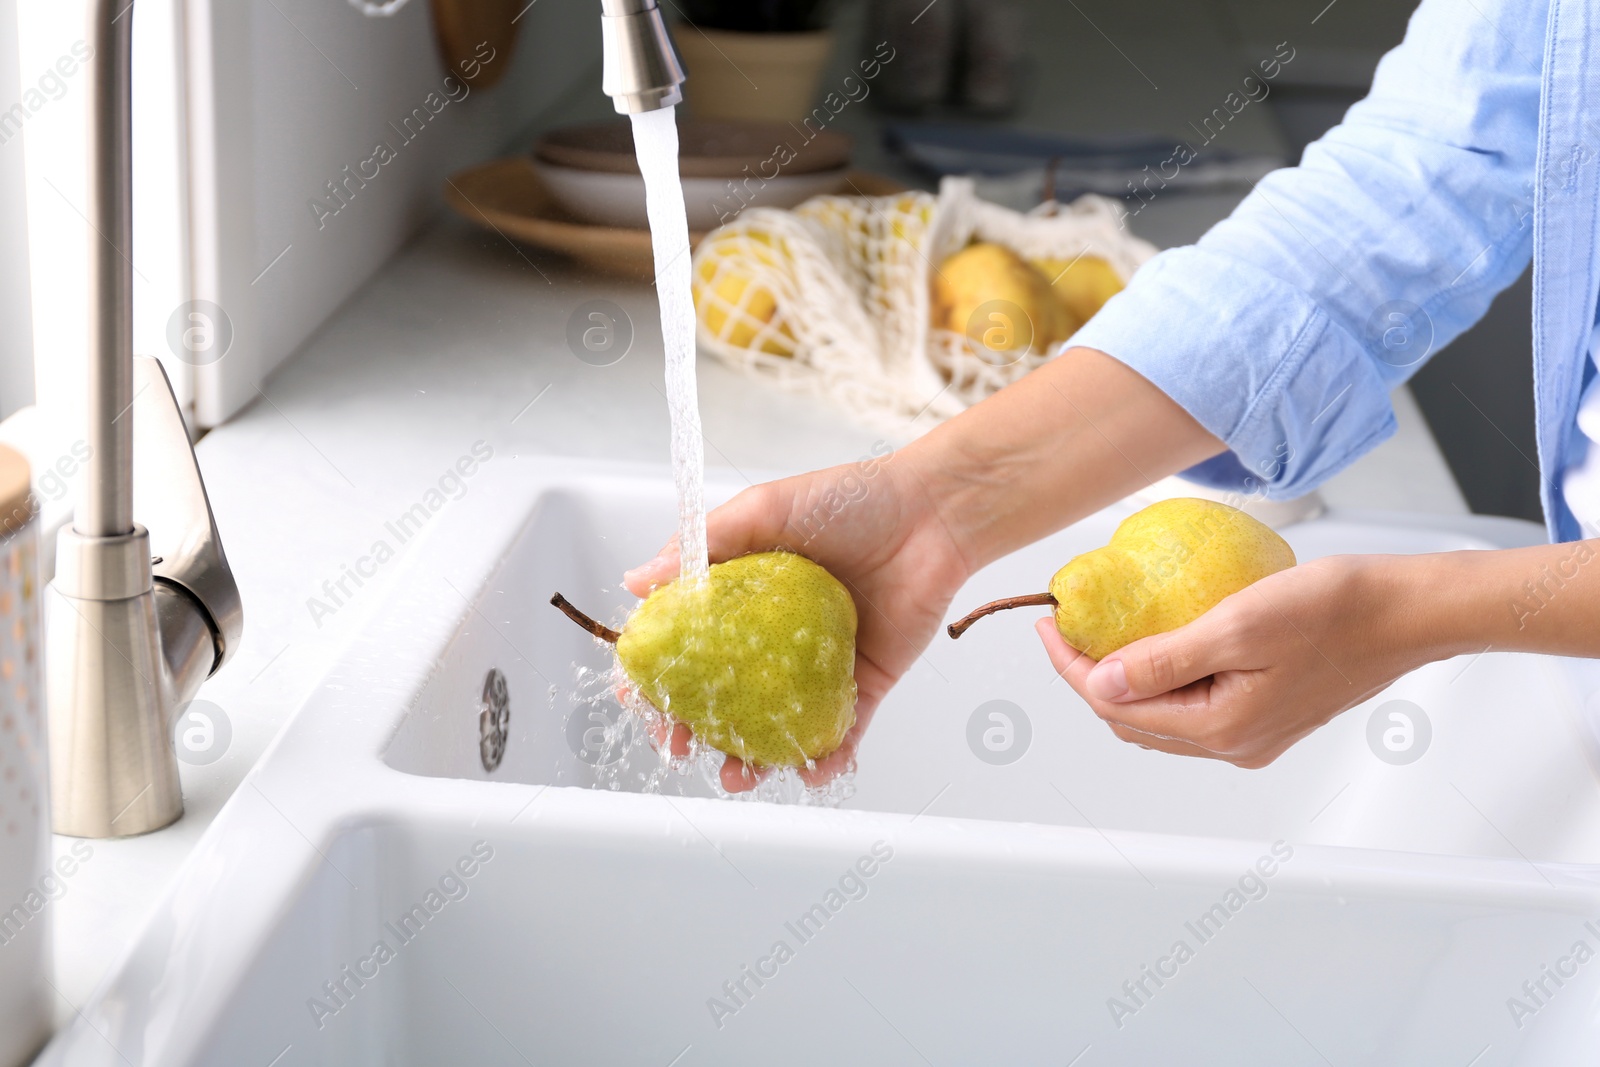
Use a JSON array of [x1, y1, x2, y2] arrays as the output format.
[[444, 118, 899, 278]]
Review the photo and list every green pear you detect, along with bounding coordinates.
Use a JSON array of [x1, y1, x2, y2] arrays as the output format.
[[552, 551, 857, 767], [948, 498, 1296, 660]]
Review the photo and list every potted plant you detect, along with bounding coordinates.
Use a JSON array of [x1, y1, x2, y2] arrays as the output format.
[[673, 0, 836, 122]]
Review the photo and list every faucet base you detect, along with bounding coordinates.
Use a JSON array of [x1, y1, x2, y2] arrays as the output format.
[[47, 525, 183, 838], [47, 584, 182, 838]]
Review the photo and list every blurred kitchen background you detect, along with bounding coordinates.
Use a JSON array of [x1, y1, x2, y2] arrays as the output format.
[[0, 0, 1538, 520]]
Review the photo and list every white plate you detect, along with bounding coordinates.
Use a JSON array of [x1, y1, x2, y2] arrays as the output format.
[[531, 158, 852, 231]]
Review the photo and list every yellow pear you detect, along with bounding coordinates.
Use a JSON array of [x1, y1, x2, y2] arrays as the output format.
[[931, 242, 1080, 356], [887, 194, 935, 243], [693, 230, 797, 356], [551, 552, 857, 768], [948, 498, 1296, 660], [1031, 253, 1125, 322]]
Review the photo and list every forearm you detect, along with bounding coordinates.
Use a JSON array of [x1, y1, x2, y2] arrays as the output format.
[[901, 346, 1225, 573], [1404, 541, 1600, 660]]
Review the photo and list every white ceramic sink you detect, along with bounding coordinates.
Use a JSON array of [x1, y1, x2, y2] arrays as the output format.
[[37, 460, 1600, 1066]]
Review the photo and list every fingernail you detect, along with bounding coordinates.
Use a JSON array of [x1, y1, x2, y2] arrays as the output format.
[[1087, 659, 1128, 701], [623, 554, 665, 586]]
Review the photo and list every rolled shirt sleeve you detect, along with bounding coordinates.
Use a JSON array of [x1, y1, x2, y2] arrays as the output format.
[[1071, 0, 1545, 500]]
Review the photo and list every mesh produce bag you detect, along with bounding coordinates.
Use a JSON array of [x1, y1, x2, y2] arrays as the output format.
[[691, 176, 1158, 431]]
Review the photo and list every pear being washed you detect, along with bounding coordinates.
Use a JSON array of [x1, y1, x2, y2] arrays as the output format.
[[552, 552, 859, 772]]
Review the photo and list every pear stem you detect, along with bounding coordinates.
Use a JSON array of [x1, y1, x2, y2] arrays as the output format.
[[947, 592, 1057, 639], [550, 593, 620, 644]]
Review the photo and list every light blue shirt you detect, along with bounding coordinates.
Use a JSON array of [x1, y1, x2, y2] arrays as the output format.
[[1073, 0, 1599, 543]]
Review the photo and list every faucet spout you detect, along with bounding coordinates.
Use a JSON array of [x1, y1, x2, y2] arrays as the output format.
[[600, 0, 685, 114]]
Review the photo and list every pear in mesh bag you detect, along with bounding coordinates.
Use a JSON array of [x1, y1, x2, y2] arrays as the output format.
[[692, 228, 798, 357]]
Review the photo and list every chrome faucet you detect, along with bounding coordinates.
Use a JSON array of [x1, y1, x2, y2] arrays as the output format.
[[47, 0, 242, 838], [45, 0, 677, 837], [599, 0, 686, 113]]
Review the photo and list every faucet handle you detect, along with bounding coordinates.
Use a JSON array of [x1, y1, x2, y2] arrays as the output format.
[[131, 355, 243, 675]]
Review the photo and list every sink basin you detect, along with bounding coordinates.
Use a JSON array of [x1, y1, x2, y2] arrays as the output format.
[[37, 460, 1600, 1065]]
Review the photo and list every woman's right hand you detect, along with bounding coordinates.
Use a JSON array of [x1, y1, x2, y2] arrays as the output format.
[[622, 449, 972, 792]]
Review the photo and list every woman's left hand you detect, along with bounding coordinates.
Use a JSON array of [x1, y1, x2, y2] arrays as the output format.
[[1039, 554, 1452, 767]]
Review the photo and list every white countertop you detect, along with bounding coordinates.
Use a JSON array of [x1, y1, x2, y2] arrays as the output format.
[[39, 206, 1466, 1030]]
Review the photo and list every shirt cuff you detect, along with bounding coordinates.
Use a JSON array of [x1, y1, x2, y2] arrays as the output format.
[[1069, 244, 1397, 500]]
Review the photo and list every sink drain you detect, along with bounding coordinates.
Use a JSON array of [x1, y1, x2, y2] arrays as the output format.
[[479, 668, 510, 772]]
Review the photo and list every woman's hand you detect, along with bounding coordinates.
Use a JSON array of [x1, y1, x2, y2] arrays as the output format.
[[623, 451, 971, 792], [1038, 554, 1458, 767]]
